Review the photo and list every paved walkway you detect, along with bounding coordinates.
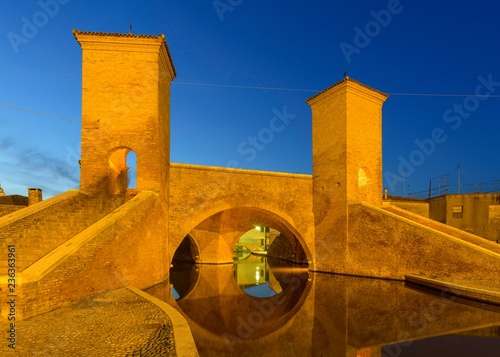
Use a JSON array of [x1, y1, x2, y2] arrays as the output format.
[[1, 288, 176, 356]]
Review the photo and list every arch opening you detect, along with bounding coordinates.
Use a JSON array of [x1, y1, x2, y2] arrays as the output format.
[[169, 207, 311, 301], [108, 147, 137, 194], [170, 222, 311, 339], [172, 207, 310, 266], [126, 151, 137, 189], [172, 234, 200, 264], [233, 225, 275, 259], [233, 225, 307, 298], [358, 166, 372, 201]]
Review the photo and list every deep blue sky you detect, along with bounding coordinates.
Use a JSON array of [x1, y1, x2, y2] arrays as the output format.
[[1, 0, 499, 198]]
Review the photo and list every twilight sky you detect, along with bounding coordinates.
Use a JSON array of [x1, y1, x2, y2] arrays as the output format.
[[0, 0, 499, 198]]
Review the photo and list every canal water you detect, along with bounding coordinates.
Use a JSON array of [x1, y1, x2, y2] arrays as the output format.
[[147, 255, 500, 356]]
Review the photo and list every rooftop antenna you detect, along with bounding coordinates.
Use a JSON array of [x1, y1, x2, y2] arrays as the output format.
[[343, 71, 348, 78], [129, 22, 133, 34]]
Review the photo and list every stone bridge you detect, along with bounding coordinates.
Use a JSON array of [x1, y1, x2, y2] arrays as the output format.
[[73, 30, 387, 272], [0, 30, 499, 320], [168, 163, 313, 265]]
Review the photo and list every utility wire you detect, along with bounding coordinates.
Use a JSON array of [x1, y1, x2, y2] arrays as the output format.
[[2, 66, 500, 123], [173, 81, 319, 93], [173, 82, 500, 97], [0, 104, 78, 123], [387, 92, 500, 98], [3, 66, 500, 97]]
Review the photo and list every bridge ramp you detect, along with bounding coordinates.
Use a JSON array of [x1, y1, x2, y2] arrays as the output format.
[[0, 191, 132, 272]]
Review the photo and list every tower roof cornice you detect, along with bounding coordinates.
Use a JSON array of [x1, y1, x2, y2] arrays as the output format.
[[72, 29, 176, 77], [306, 76, 388, 104]]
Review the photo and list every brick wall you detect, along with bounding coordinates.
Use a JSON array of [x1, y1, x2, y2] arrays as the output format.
[[344, 203, 500, 283], [17, 191, 168, 319], [0, 204, 26, 217], [0, 193, 132, 272]]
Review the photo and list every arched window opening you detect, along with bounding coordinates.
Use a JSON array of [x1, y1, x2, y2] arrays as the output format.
[[126, 151, 137, 189], [358, 167, 371, 201], [108, 147, 136, 194]]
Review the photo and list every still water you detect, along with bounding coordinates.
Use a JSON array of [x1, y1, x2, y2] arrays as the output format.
[[147, 255, 500, 357]]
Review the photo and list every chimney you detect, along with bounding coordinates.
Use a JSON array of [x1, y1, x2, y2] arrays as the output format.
[[28, 188, 42, 206]]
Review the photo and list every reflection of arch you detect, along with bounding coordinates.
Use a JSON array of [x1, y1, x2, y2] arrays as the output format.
[[172, 206, 311, 265], [172, 264, 312, 340], [108, 147, 136, 194], [358, 166, 372, 202], [170, 262, 200, 302]]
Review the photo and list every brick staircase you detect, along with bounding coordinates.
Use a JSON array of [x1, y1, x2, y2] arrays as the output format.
[[0, 192, 133, 272], [382, 205, 500, 255]]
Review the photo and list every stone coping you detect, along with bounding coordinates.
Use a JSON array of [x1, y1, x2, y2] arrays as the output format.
[[128, 286, 199, 357], [406, 275, 500, 305], [0, 190, 80, 229]]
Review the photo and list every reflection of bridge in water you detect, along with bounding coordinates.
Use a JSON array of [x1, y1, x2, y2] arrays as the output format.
[[147, 258, 500, 357]]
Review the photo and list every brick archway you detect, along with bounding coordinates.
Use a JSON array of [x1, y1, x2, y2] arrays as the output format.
[[170, 206, 312, 265], [107, 147, 135, 194]]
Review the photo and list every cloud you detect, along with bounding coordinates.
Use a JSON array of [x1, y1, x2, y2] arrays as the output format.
[[0, 137, 16, 150], [0, 136, 79, 197]]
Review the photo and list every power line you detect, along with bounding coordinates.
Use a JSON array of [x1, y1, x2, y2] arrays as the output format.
[[173, 81, 319, 93], [0, 104, 78, 123], [2, 66, 500, 123], [2, 66, 500, 97], [173, 82, 500, 97], [388, 92, 500, 98]]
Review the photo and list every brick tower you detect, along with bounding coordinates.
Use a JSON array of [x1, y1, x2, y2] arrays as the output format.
[[73, 30, 176, 197], [307, 77, 388, 271]]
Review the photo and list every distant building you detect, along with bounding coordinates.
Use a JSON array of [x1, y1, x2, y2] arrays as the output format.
[[384, 193, 500, 243], [0, 186, 43, 217], [429, 193, 500, 243], [383, 195, 429, 217]]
